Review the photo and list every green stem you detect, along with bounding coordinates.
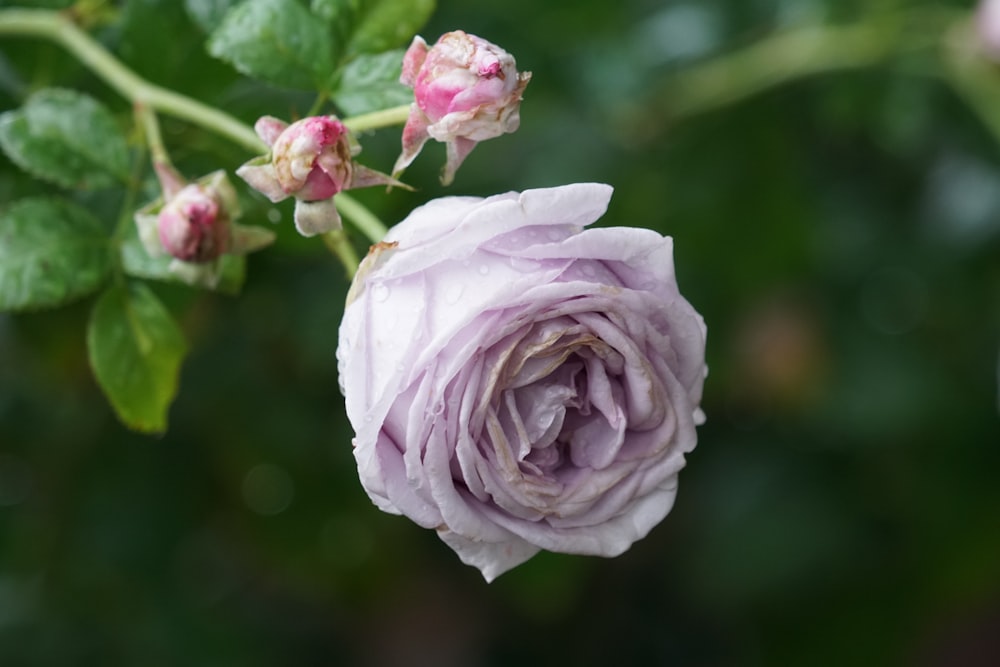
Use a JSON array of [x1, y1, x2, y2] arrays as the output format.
[[0, 7, 397, 273], [335, 194, 388, 243], [322, 230, 361, 277], [134, 102, 170, 166], [661, 24, 889, 119], [0, 8, 265, 153], [654, 8, 961, 122], [343, 105, 412, 133], [306, 91, 330, 118]]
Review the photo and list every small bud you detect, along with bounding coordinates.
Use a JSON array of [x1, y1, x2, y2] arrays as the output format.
[[393, 31, 532, 185], [157, 183, 228, 262], [272, 116, 353, 199], [134, 170, 275, 289], [237, 115, 403, 237]]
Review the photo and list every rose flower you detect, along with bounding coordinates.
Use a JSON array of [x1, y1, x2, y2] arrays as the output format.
[[337, 183, 707, 581]]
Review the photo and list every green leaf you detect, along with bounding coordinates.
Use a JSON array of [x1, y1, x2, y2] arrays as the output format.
[[120, 221, 247, 295], [311, 0, 434, 56], [87, 282, 187, 434], [184, 0, 242, 33], [333, 49, 412, 116], [207, 0, 333, 90], [0, 88, 129, 190], [0, 198, 113, 312]]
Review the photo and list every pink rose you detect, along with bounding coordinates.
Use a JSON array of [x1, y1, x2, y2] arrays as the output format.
[[337, 183, 707, 581], [393, 31, 532, 185], [237, 115, 400, 236]]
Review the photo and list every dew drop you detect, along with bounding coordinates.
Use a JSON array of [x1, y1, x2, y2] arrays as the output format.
[[478, 264, 490, 275], [371, 283, 390, 302], [510, 257, 538, 272], [445, 283, 464, 304]]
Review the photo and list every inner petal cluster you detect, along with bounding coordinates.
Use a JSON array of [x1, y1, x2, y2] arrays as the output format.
[[471, 312, 652, 521]]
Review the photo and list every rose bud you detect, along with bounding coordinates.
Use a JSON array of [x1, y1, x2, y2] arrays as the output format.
[[157, 183, 228, 262], [134, 170, 275, 288], [237, 115, 402, 237], [393, 31, 532, 185], [337, 183, 707, 581]]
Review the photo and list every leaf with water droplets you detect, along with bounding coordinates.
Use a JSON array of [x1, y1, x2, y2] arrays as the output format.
[[0, 88, 129, 190], [0, 198, 113, 312], [333, 49, 412, 116], [208, 0, 333, 89]]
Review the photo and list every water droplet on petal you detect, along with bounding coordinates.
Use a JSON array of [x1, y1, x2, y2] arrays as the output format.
[[445, 283, 464, 304], [479, 264, 490, 275], [510, 257, 538, 272], [371, 283, 390, 302]]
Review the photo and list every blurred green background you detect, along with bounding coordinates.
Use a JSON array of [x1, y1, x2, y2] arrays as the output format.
[[2, 0, 1000, 665]]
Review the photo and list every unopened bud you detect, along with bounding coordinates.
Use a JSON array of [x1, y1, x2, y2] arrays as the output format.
[[134, 170, 274, 289], [394, 31, 531, 185], [157, 184, 229, 262], [237, 115, 403, 237]]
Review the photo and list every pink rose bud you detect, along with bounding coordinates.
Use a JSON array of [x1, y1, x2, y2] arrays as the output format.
[[270, 116, 353, 200], [393, 31, 532, 185], [237, 115, 402, 237], [157, 183, 229, 263], [134, 170, 275, 289], [978, 0, 1000, 57]]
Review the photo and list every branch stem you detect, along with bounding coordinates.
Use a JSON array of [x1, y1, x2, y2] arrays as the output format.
[[335, 194, 388, 244], [0, 8, 266, 153]]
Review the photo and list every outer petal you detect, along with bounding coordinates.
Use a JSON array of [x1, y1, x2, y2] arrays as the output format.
[[254, 115, 288, 147], [437, 528, 540, 583], [293, 198, 341, 236], [235, 162, 287, 203], [440, 136, 477, 186], [400, 36, 429, 86], [392, 105, 432, 177]]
